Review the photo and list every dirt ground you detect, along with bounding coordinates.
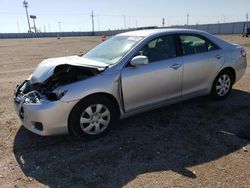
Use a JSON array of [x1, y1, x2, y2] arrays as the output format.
[[0, 35, 250, 188]]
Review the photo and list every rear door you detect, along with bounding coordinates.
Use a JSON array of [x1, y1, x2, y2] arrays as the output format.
[[121, 35, 183, 112], [179, 34, 224, 96]]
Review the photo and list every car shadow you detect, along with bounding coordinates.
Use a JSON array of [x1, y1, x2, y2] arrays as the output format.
[[13, 89, 250, 187]]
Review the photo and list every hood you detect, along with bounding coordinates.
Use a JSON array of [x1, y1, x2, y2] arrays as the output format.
[[30, 56, 108, 84]]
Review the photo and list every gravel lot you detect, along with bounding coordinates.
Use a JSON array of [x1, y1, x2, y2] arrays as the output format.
[[0, 35, 250, 188]]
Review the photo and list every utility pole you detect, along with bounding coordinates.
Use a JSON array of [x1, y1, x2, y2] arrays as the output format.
[[43, 25, 46, 33], [128, 17, 131, 29], [48, 23, 51, 32], [187, 13, 189, 26], [91, 11, 95, 34], [123, 15, 126, 29], [222, 14, 226, 23], [23, 0, 31, 33], [162, 18, 165, 27], [246, 13, 249, 28], [58, 21, 62, 32]]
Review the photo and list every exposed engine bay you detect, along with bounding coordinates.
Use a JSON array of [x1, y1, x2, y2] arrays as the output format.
[[14, 64, 102, 103]]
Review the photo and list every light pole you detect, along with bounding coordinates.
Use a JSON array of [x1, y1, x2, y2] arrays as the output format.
[[23, 0, 31, 33]]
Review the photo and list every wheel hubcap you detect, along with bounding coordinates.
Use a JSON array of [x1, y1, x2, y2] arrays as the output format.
[[216, 74, 231, 97], [80, 104, 111, 135]]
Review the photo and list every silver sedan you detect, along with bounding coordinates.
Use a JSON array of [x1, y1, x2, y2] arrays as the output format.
[[13, 29, 247, 139]]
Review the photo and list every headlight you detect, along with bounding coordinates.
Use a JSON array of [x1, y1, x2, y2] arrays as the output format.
[[24, 91, 40, 104]]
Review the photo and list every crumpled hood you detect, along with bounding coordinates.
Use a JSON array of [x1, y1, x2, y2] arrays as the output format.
[[30, 56, 108, 84]]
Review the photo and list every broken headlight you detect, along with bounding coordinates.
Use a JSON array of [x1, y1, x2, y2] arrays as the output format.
[[24, 91, 40, 104], [45, 90, 68, 101]]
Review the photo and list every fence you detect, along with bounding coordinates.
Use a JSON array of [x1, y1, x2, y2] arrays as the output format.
[[170, 21, 250, 35], [0, 21, 249, 39]]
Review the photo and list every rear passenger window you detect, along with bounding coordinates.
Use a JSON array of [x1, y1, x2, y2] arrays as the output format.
[[207, 40, 219, 51], [180, 35, 219, 55], [138, 35, 176, 63]]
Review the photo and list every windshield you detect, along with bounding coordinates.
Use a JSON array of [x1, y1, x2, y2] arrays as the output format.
[[84, 35, 143, 65]]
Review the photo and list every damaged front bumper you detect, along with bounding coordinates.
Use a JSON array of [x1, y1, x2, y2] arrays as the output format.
[[13, 81, 78, 136]]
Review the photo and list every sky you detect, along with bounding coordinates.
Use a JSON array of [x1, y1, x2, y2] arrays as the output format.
[[0, 0, 249, 33]]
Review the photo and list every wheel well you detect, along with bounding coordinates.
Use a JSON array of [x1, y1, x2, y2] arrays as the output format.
[[219, 67, 236, 84], [78, 92, 121, 117], [92, 93, 121, 117], [67, 92, 121, 135]]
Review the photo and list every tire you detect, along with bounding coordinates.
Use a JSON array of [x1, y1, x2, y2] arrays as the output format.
[[69, 95, 117, 140], [211, 70, 233, 100]]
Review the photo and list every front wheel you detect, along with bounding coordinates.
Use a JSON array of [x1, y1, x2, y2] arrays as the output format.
[[69, 95, 117, 140], [211, 70, 233, 100]]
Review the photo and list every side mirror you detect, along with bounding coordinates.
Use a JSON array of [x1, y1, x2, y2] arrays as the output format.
[[130, 55, 149, 66]]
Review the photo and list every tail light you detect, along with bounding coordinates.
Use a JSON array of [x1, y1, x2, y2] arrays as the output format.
[[240, 49, 247, 57]]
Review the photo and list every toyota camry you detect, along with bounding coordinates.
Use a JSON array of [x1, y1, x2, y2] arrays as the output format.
[[13, 29, 247, 139]]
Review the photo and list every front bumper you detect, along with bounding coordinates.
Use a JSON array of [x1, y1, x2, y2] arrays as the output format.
[[13, 85, 78, 136]]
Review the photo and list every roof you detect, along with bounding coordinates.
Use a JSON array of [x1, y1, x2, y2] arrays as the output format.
[[117, 28, 207, 37], [117, 28, 235, 50]]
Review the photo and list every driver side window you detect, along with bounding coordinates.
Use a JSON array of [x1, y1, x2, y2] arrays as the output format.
[[137, 35, 177, 63]]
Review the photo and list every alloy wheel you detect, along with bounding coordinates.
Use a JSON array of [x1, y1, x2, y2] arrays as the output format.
[[216, 74, 231, 97], [80, 104, 111, 135]]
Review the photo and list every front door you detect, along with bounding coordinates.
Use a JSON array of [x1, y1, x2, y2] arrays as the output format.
[[121, 35, 182, 112]]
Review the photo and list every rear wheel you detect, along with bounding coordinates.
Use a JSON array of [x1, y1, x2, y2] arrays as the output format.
[[69, 95, 117, 140], [211, 70, 233, 100]]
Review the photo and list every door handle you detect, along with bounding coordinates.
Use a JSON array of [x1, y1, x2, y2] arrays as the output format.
[[215, 54, 222, 59], [170, 63, 181, 70]]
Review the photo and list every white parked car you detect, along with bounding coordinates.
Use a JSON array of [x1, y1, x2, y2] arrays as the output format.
[[14, 29, 247, 139]]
